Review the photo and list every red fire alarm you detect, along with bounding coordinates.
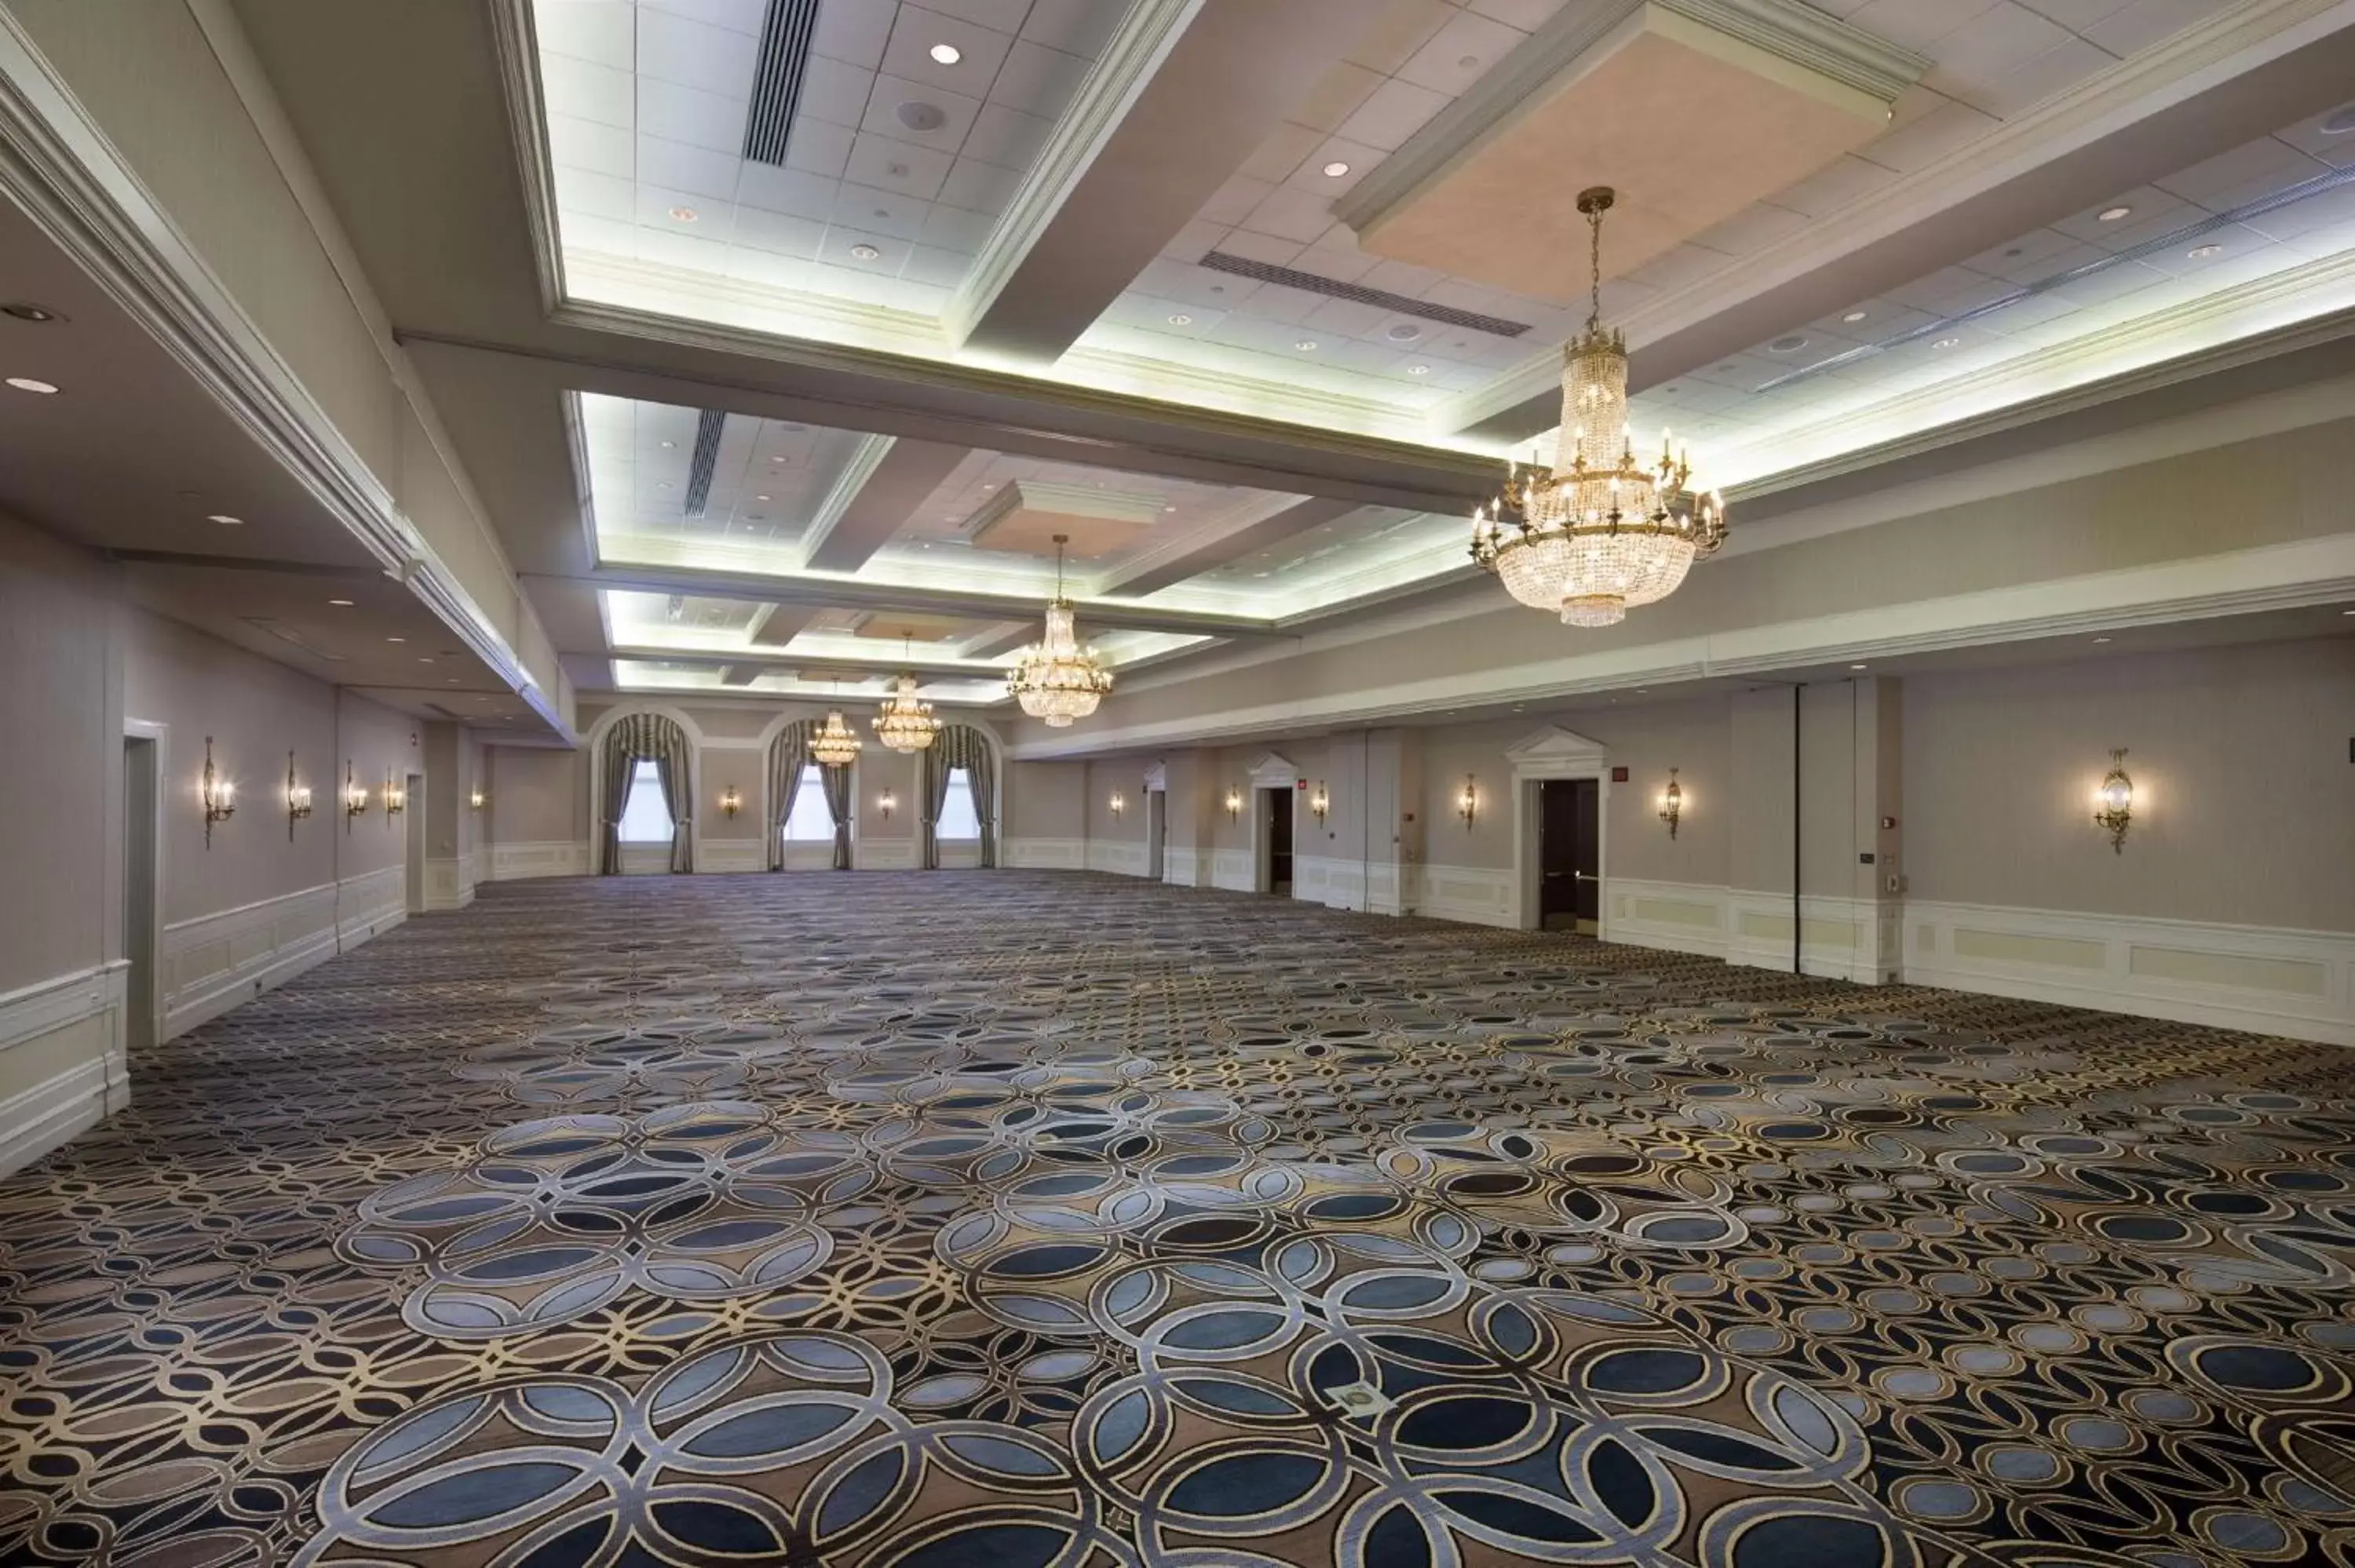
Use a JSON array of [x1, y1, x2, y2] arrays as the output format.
[[1610, 766, 1630, 782]]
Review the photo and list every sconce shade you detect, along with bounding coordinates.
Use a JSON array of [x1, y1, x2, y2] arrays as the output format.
[[2094, 748, 2134, 852]]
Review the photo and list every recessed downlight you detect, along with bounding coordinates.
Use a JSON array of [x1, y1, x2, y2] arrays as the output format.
[[1293, 338, 1317, 351], [929, 42, 962, 64], [1322, 160, 1350, 177], [2092, 636, 2112, 644], [1842, 309, 1868, 323], [1407, 364, 1429, 375], [386, 636, 405, 644], [1167, 312, 1192, 325], [849, 243, 882, 261], [1384, 323, 1422, 341], [1849, 662, 1868, 670], [659, 439, 675, 448], [328, 598, 354, 607], [207, 514, 243, 526], [2098, 205, 2132, 221], [1932, 337, 1960, 349], [668, 206, 698, 222], [1769, 334, 1808, 352], [2, 302, 64, 323], [6, 376, 57, 393], [2188, 242, 2224, 259]]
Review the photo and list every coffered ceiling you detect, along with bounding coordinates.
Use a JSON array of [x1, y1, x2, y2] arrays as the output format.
[[67, 0, 2355, 719]]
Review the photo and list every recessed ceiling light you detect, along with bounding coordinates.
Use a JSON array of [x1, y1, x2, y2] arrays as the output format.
[[206, 513, 243, 526], [1842, 310, 1868, 323], [659, 439, 675, 448], [328, 598, 354, 607], [1932, 337, 1960, 349], [2098, 205, 2133, 222], [668, 206, 697, 222], [1407, 364, 1429, 375], [386, 636, 405, 644], [1322, 160, 1350, 177], [418, 657, 435, 664], [1457, 53, 1480, 67], [1769, 334, 1807, 352], [896, 101, 947, 132], [2091, 636, 2112, 644], [929, 42, 962, 64], [6, 376, 57, 393], [2, 302, 63, 323], [756, 494, 771, 501], [1849, 662, 1868, 670], [2322, 105, 2355, 134], [1163, 505, 1178, 512], [1384, 323, 1422, 341], [1294, 338, 1317, 350], [1167, 312, 1192, 325], [850, 243, 882, 261], [2188, 242, 2224, 259]]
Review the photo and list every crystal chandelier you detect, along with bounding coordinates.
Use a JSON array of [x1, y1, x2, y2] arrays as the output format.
[[1471, 187, 1726, 627], [1008, 534, 1112, 727], [810, 706, 863, 765], [871, 636, 941, 752]]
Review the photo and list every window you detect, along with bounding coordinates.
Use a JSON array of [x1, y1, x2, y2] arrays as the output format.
[[938, 766, 980, 839], [783, 764, 834, 841], [615, 759, 673, 843]]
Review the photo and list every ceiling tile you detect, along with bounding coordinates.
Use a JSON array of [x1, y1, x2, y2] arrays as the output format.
[[1466, 0, 1572, 27], [801, 56, 880, 128], [938, 156, 1024, 214], [1020, 0, 1126, 57], [738, 162, 840, 221], [858, 74, 983, 147], [733, 206, 828, 258], [638, 77, 742, 151], [541, 53, 637, 131], [637, 135, 743, 200], [643, 0, 766, 35], [961, 102, 1055, 169], [990, 39, 1094, 121], [548, 111, 634, 178], [1240, 184, 1339, 245], [1218, 227, 1308, 267], [638, 6, 761, 97], [1199, 172, 1276, 227], [1293, 61, 1385, 134], [1334, 77, 1453, 152], [783, 118, 856, 179], [2085, 0, 2232, 57], [812, 0, 893, 67], [2154, 136, 2327, 213], [845, 132, 954, 200], [1845, 0, 1999, 53], [539, 2, 633, 68], [921, 202, 999, 250], [1957, 38, 2118, 119], [882, 8, 1016, 92], [827, 179, 933, 239], [1393, 9, 1532, 96], [1919, 4, 2072, 97], [1860, 96, 1999, 173], [1771, 155, 1901, 219], [916, 0, 1031, 35], [1343, 0, 1459, 75], [1240, 122, 1324, 184]]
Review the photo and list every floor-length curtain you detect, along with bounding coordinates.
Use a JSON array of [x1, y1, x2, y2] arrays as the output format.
[[922, 744, 952, 870], [765, 720, 810, 871], [820, 761, 853, 870], [600, 713, 695, 874], [963, 730, 998, 869]]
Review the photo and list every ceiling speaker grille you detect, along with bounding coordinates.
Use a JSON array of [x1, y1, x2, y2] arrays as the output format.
[[742, 0, 822, 166], [683, 409, 727, 519], [1199, 251, 1530, 338]]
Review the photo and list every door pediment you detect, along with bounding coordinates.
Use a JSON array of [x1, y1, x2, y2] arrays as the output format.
[[1506, 726, 1608, 779]]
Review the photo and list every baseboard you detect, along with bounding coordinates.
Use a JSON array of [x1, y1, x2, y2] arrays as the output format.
[[854, 838, 918, 871], [1163, 848, 1203, 887], [1207, 848, 1254, 892], [1905, 899, 2354, 1045], [1601, 879, 1895, 982], [1003, 837, 1087, 870], [1294, 855, 1402, 913], [0, 963, 129, 1177], [1086, 839, 1151, 877], [487, 841, 591, 880], [422, 855, 475, 912], [700, 838, 768, 874], [1408, 862, 1517, 928], [165, 866, 405, 1039]]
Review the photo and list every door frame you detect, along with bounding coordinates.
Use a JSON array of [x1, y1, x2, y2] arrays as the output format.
[[1144, 785, 1166, 882], [1243, 753, 1298, 899], [1507, 727, 1610, 934], [403, 769, 428, 913], [121, 718, 166, 1051]]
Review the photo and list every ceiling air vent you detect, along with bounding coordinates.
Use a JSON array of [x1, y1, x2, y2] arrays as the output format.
[[742, 0, 823, 166], [1199, 251, 1531, 338], [683, 409, 727, 519]]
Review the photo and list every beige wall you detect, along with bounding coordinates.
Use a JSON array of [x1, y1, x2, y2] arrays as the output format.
[[487, 746, 585, 845], [1008, 762, 1085, 838], [1906, 639, 2354, 930]]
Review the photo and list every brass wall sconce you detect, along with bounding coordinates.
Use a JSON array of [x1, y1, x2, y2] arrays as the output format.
[[286, 752, 312, 839], [469, 787, 485, 811], [878, 788, 896, 822], [201, 736, 235, 848], [1658, 768, 1682, 839], [1456, 774, 1477, 828], [2094, 748, 2134, 853], [384, 771, 407, 817], [720, 786, 741, 819], [1309, 782, 1329, 824], [1108, 791, 1125, 816], [344, 761, 368, 829], [1225, 788, 1242, 819]]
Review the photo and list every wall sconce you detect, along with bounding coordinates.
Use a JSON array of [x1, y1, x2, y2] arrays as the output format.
[[2094, 748, 2134, 853], [469, 787, 486, 811], [1108, 791, 1125, 816], [1225, 787, 1242, 819], [201, 736, 235, 848], [1658, 768, 1682, 839], [344, 760, 368, 828], [1309, 782, 1329, 824], [720, 786, 741, 819], [878, 788, 895, 822], [1457, 774, 1477, 829], [286, 751, 312, 840], [384, 771, 407, 817]]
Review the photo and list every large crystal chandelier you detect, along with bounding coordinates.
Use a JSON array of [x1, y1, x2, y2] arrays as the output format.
[[1007, 534, 1112, 727], [1471, 187, 1726, 627], [871, 636, 941, 752], [810, 706, 863, 765]]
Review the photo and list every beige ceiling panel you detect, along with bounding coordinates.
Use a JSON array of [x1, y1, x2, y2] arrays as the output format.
[[965, 480, 1161, 558], [1346, 5, 1899, 301]]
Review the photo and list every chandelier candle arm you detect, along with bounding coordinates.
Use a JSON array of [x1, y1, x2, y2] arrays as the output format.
[[1009, 534, 1113, 727], [1471, 186, 1727, 627]]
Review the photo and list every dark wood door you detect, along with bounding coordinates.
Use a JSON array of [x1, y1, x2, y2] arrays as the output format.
[[1539, 779, 1601, 927], [1265, 789, 1293, 890]]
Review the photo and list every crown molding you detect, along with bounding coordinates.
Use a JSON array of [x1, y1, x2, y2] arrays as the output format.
[[944, 0, 1204, 348], [0, 7, 570, 741], [1335, 0, 1922, 239], [485, 0, 564, 316], [1439, 0, 2355, 436]]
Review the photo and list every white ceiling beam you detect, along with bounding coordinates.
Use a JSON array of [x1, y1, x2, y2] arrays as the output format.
[[746, 603, 820, 648], [1095, 497, 1364, 598], [609, 644, 1010, 678], [944, 0, 1376, 363], [798, 436, 969, 573]]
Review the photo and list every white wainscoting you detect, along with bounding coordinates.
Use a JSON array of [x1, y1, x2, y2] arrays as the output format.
[[1004, 837, 1087, 870], [1906, 899, 2355, 1045], [699, 838, 767, 874], [0, 962, 130, 1176], [1601, 879, 1892, 983], [1294, 855, 1402, 913], [1087, 839, 1151, 877], [856, 838, 919, 871], [939, 840, 984, 870], [422, 855, 475, 912], [1163, 848, 1203, 887], [1407, 862, 1518, 928], [1207, 848, 1254, 892], [164, 865, 407, 1040], [488, 841, 590, 881]]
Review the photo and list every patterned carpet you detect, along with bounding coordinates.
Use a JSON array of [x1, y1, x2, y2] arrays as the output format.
[[3, 873, 2353, 1567]]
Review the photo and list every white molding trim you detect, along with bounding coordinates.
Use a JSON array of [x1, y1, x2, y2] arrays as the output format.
[[699, 838, 767, 874], [1207, 847, 1254, 892], [1906, 899, 2355, 1046], [1087, 838, 1152, 877], [488, 840, 591, 881], [1141, 761, 1168, 793], [1504, 727, 1610, 934], [1409, 862, 1518, 928], [1004, 836, 1088, 870], [0, 963, 131, 1173], [1163, 846, 1203, 888], [422, 855, 475, 912], [163, 866, 406, 1039], [1246, 752, 1299, 789], [856, 837, 920, 871], [1599, 878, 1890, 981], [797, 432, 899, 569]]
